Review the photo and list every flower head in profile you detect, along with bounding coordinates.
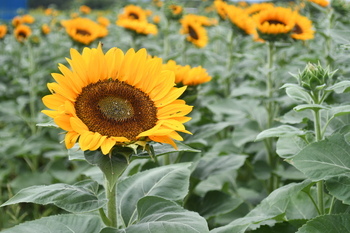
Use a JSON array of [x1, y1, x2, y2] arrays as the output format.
[[253, 6, 297, 42], [163, 60, 212, 86], [226, 5, 256, 36], [14, 24, 32, 42], [306, 0, 329, 7], [180, 17, 208, 48], [291, 14, 314, 40], [79, 5, 91, 14], [0, 25, 7, 39], [118, 5, 148, 22], [117, 19, 158, 35], [61, 17, 108, 45], [42, 44, 192, 155]]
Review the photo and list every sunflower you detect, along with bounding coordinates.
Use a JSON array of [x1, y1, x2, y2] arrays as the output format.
[[118, 5, 148, 22], [42, 44, 192, 154], [14, 24, 32, 42], [117, 19, 158, 35], [183, 14, 218, 27], [41, 24, 51, 35], [79, 5, 91, 14], [180, 18, 208, 48], [163, 60, 212, 86], [253, 7, 297, 41], [226, 5, 256, 36], [245, 2, 275, 16], [61, 17, 108, 45], [306, 0, 329, 7], [98, 16, 110, 27], [291, 14, 314, 40], [21, 14, 35, 24], [169, 5, 183, 15], [0, 25, 7, 39], [214, 0, 229, 20], [12, 16, 23, 27]]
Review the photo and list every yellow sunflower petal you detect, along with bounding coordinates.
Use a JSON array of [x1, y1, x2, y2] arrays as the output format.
[[65, 131, 80, 149], [70, 117, 89, 133], [149, 135, 177, 149], [100, 137, 117, 155]]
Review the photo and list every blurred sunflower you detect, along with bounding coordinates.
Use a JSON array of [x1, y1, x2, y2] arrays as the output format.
[[164, 3, 183, 20], [169, 4, 183, 15], [14, 24, 32, 42], [0, 25, 7, 39], [253, 7, 297, 41], [180, 17, 208, 48], [245, 2, 275, 16], [117, 19, 158, 35], [41, 24, 51, 35], [61, 17, 108, 45], [306, 0, 329, 7], [98, 16, 110, 27], [12, 16, 23, 27], [118, 5, 148, 21], [226, 5, 256, 36], [152, 15, 161, 24], [79, 5, 91, 14], [163, 60, 212, 86], [183, 14, 218, 27], [213, 0, 229, 20], [291, 14, 314, 40], [21, 14, 35, 24], [42, 44, 192, 154]]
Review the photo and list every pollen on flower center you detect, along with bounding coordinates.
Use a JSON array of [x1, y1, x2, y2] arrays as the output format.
[[98, 96, 134, 121], [75, 79, 158, 139]]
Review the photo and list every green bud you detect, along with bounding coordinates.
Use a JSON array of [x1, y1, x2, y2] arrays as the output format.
[[298, 62, 336, 91]]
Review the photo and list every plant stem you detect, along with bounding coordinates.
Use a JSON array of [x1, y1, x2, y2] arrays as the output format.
[[163, 19, 170, 58], [26, 41, 37, 135], [106, 178, 118, 227], [226, 29, 235, 71]]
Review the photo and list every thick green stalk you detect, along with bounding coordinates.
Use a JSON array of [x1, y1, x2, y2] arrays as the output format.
[[105, 151, 118, 227]]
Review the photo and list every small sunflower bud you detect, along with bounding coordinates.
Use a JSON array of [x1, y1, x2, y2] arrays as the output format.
[[298, 63, 335, 91]]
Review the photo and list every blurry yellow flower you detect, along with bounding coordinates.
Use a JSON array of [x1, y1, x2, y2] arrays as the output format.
[[12, 16, 23, 27], [98, 16, 110, 27], [180, 17, 208, 48], [291, 14, 314, 40], [117, 19, 158, 35], [307, 0, 329, 7], [245, 2, 275, 16], [79, 5, 91, 14], [153, 15, 161, 24], [42, 44, 192, 154], [61, 17, 108, 45], [22, 14, 35, 24], [118, 5, 148, 21], [14, 24, 32, 42], [169, 5, 183, 15], [226, 5, 256, 35], [41, 24, 51, 35], [214, 0, 229, 20], [0, 25, 7, 39], [183, 14, 218, 27], [71, 12, 79, 18]]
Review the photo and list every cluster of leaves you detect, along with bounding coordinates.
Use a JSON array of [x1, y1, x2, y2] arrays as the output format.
[[2, 0, 350, 232]]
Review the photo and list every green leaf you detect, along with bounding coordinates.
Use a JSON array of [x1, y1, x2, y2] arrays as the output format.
[[68, 144, 86, 161], [102, 196, 209, 233], [0, 214, 102, 233], [296, 214, 350, 233], [214, 180, 313, 232], [284, 85, 312, 103], [85, 148, 130, 191], [1, 180, 106, 213], [293, 104, 329, 112], [326, 80, 350, 93], [256, 125, 306, 141], [192, 122, 234, 140], [292, 134, 350, 180], [192, 154, 246, 180], [276, 136, 308, 159], [326, 176, 350, 205], [329, 105, 350, 118], [117, 163, 192, 227]]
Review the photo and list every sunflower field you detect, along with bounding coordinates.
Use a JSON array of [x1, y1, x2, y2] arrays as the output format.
[[1, 0, 350, 232]]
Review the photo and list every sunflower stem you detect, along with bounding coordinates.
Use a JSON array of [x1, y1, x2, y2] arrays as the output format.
[[26, 41, 37, 135], [105, 151, 118, 227], [163, 19, 170, 58], [182, 39, 188, 65]]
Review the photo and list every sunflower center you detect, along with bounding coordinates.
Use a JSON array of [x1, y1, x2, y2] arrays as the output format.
[[18, 31, 27, 38], [76, 29, 91, 36], [188, 25, 199, 40], [75, 79, 158, 139], [98, 96, 134, 121], [293, 24, 302, 34], [129, 13, 139, 19], [267, 20, 286, 26]]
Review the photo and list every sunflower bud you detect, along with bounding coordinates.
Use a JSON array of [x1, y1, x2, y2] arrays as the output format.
[[298, 63, 335, 91]]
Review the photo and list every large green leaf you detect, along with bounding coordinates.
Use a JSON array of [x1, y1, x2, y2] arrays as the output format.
[[1, 214, 102, 233], [135, 141, 200, 158], [117, 163, 192, 227], [296, 214, 350, 233], [211, 180, 313, 233], [192, 154, 246, 180], [255, 125, 306, 141], [326, 176, 350, 205], [283, 85, 312, 103], [292, 134, 350, 180], [1, 180, 106, 213], [276, 136, 308, 159], [101, 196, 209, 233]]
